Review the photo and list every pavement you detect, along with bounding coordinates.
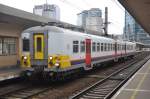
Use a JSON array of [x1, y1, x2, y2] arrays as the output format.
[[112, 58, 150, 99]]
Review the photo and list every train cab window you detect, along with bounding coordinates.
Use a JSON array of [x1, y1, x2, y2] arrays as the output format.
[[101, 43, 103, 52], [97, 43, 100, 52], [73, 41, 79, 53], [23, 39, 29, 51], [92, 42, 96, 52], [80, 41, 85, 52], [37, 37, 42, 52]]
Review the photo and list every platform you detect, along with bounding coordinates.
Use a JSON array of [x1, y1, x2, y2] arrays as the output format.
[[112, 58, 150, 99], [0, 66, 22, 81]]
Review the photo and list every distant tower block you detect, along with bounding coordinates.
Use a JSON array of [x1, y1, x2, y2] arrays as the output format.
[[77, 8, 104, 35], [33, 4, 60, 20]]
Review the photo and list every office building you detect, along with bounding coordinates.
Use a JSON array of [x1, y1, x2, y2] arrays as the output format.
[[77, 8, 104, 35], [124, 11, 150, 44], [33, 4, 60, 20]]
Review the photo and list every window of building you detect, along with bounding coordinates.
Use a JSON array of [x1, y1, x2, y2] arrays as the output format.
[[97, 43, 100, 52], [101, 43, 103, 51], [23, 39, 30, 51], [80, 41, 85, 52], [92, 42, 96, 52], [3, 39, 8, 54], [0, 39, 2, 54], [2, 38, 16, 55], [73, 41, 79, 53], [9, 39, 16, 54]]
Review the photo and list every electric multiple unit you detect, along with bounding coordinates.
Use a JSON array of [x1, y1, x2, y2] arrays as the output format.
[[20, 26, 141, 80]]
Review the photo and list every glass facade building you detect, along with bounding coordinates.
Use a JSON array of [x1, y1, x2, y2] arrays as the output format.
[[77, 8, 103, 34], [124, 11, 150, 45]]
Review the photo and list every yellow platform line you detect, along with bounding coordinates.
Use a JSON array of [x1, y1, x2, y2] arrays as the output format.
[[130, 65, 150, 99]]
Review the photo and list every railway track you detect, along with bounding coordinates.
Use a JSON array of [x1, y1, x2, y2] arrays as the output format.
[[0, 52, 149, 99], [0, 83, 51, 99], [70, 52, 150, 99]]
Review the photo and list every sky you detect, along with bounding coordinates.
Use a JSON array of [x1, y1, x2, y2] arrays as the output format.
[[0, 0, 125, 35]]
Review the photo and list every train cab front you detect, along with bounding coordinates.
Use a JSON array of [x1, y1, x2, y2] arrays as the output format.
[[21, 32, 47, 77], [21, 32, 61, 80], [21, 30, 71, 81]]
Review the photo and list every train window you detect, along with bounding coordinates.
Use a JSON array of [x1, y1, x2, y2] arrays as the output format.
[[120, 45, 122, 50], [73, 41, 79, 53], [101, 43, 103, 51], [80, 41, 85, 52], [92, 42, 96, 52], [36, 37, 42, 52], [97, 43, 100, 52], [110, 44, 111, 51], [108, 44, 109, 51], [113, 44, 115, 51], [108, 44, 110, 51], [117, 44, 119, 50], [104, 43, 107, 51], [23, 39, 29, 52], [128, 45, 129, 50]]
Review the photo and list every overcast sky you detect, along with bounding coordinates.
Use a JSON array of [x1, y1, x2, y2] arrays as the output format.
[[0, 0, 125, 35]]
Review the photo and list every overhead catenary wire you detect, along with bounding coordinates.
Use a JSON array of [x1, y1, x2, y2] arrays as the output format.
[[58, 0, 84, 11]]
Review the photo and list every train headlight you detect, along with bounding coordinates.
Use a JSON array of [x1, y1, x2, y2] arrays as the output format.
[[49, 56, 53, 60], [55, 63, 60, 67], [26, 72, 31, 76], [24, 56, 27, 60]]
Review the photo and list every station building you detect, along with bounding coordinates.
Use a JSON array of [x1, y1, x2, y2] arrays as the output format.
[[0, 4, 57, 68]]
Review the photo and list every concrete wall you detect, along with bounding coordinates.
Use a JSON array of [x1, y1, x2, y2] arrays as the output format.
[[0, 23, 22, 68]]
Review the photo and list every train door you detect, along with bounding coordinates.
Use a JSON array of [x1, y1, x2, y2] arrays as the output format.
[[85, 39, 91, 70], [114, 42, 118, 62], [34, 34, 44, 59], [125, 43, 126, 54]]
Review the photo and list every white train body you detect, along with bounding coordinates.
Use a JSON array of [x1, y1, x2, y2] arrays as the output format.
[[20, 26, 139, 79]]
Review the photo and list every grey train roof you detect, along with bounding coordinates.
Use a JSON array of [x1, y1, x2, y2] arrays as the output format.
[[22, 26, 64, 33]]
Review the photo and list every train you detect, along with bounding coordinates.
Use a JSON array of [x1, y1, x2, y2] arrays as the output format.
[[20, 25, 143, 80]]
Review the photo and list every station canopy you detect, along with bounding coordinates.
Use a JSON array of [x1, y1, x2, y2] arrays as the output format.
[[0, 4, 83, 31], [118, 0, 150, 34]]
